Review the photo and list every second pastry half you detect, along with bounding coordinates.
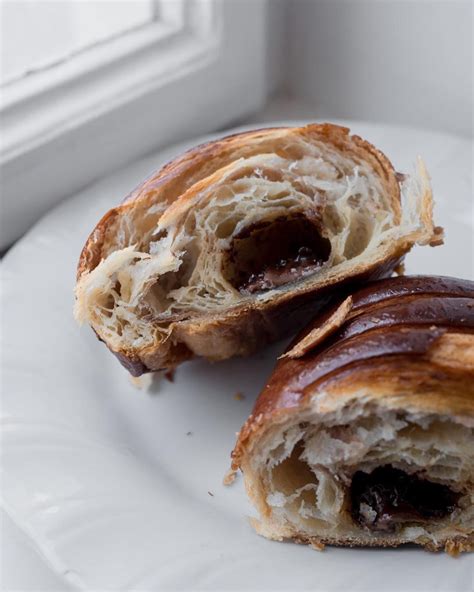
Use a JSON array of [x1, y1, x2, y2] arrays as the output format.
[[231, 275, 474, 554]]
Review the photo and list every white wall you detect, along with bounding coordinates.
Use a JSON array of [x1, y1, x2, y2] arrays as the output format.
[[286, 0, 473, 137], [265, 0, 289, 96]]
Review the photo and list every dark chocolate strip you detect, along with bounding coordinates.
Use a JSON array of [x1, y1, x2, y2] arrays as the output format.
[[350, 465, 460, 532]]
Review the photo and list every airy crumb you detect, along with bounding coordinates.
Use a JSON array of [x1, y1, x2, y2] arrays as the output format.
[[223, 468, 237, 486], [234, 391, 245, 401]]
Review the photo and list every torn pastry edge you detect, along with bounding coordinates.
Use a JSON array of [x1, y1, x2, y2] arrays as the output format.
[[280, 296, 353, 360]]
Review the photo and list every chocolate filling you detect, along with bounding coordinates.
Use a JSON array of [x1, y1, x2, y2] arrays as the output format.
[[350, 466, 459, 532], [223, 215, 331, 294]]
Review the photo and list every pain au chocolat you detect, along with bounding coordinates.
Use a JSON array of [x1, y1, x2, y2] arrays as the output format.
[[74, 124, 441, 375], [231, 275, 474, 554]]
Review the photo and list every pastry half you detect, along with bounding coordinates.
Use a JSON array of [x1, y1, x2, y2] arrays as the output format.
[[74, 124, 441, 374], [231, 276, 474, 554]]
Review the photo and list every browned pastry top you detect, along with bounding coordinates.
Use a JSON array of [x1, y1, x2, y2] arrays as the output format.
[[232, 276, 474, 468]]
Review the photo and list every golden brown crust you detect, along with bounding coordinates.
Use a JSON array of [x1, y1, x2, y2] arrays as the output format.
[[76, 124, 439, 373], [232, 276, 474, 468], [77, 208, 119, 281]]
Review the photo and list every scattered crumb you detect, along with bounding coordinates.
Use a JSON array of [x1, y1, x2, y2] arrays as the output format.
[[208, 491, 214, 497], [164, 369, 175, 383], [395, 171, 407, 183], [186, 431, 193, 436], [394, 261, 406, 276], [234, 391, 245, 401], [444, 540, 461, 557], [429, 226, 445, 247], [310, 541, 326, 551], [129, 373, 154, 390], [223, 468, 237, 486]]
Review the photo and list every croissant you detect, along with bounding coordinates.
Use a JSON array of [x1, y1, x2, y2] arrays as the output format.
[[231, 275, 474, 554], [74, 124, 441, 375]]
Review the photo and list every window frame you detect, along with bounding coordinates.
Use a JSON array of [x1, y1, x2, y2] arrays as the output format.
[[1, 0, 161, 87], [0, 0, 269, 249]]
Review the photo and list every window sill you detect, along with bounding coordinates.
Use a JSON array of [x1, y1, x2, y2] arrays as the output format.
[[0, 0, 269, 250]]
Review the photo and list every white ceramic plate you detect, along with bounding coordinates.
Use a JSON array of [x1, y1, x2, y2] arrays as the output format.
[[2, 121, 473, 591]]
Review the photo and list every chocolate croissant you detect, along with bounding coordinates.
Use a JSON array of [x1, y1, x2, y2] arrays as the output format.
[[231, 276, 474, 554], [74, 124, 441, 375]]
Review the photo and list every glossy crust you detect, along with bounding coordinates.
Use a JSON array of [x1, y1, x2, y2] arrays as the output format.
[[232, 276, 474, 553], [76, 124, 440, 374]]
